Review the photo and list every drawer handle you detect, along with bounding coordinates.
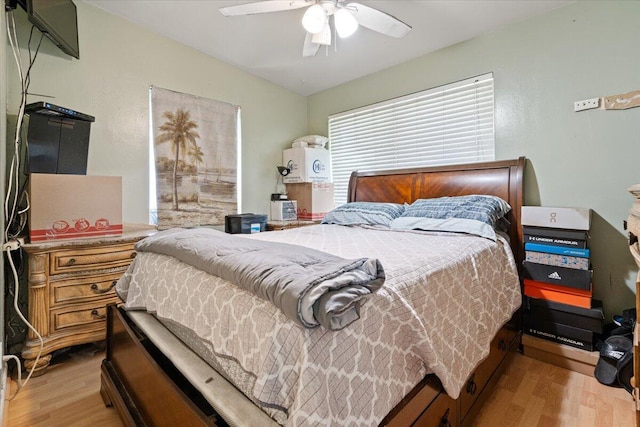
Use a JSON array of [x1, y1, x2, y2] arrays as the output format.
[[67, 258, 76, 266], [499, 339, 507, 352], [439, 408, 452, 427], [91, 309, 106, 320], [466, 375, 477, 396], [130, 252, 137, 259], [90, 281, 117, 294]]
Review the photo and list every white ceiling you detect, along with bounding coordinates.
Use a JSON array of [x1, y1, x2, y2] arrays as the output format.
[[85, 0, 572, 96]]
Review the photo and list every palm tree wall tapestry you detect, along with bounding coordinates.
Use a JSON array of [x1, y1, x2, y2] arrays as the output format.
[[151, 86, 239, 229]]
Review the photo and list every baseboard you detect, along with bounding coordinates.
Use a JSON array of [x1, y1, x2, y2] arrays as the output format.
[[522, 333, 598, 377]]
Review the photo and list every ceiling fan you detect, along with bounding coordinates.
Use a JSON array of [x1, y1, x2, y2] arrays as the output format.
[[219, 1, 411, 57]]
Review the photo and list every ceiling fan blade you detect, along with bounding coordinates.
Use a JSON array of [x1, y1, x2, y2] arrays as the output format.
[[346, 2, 411, 38], [220, 0, 314, 17], [302, 32, 320, 57]]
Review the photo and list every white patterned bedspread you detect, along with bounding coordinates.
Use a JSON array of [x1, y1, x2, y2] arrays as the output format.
[[117, 224, 521, 426]]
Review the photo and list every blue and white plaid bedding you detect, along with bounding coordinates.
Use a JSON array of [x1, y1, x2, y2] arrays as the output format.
[[401, 195, 511, 228]]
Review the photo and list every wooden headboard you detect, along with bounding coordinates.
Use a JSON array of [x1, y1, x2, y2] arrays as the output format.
[[347, 157, 526, 265]]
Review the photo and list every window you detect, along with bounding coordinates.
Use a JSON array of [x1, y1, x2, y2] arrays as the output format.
[[328, 73, 495, 206]]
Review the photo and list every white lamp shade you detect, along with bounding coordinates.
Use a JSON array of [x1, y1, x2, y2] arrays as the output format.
[[302, 4, 326, 34], [334, 8, 358, 38]]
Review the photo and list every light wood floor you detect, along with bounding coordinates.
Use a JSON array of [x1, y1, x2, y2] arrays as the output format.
[[5, 344, 121, 427], [4, 345, 636, 426], [473, 352, 635, 427]]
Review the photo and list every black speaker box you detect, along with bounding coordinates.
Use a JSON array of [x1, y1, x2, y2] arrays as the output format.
[[26, 113, 91, 175]]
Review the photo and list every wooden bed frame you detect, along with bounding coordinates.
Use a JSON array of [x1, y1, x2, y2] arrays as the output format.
[[100, 156, 526, 427]]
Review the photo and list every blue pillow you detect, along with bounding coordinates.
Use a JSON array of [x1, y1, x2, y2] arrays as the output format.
[[401, 195, 511, 229], [321, 202, 405, 226]]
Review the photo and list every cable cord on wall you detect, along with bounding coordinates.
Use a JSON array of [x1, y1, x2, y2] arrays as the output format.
[[3, 245, 43, 400], [3, 10, 45, 401], [4, 11, 42, 242], [4, 11, 27, 242]]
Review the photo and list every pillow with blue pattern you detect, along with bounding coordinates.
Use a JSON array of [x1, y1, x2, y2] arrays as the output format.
[[400, 195, 511, 229], [321, 202, 405, 227]]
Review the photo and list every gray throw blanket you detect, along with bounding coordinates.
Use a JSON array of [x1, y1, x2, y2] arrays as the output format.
[[133, 228, 385, 330]]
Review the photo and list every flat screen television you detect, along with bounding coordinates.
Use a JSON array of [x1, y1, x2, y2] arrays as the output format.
[[17, 0, 79, 59]]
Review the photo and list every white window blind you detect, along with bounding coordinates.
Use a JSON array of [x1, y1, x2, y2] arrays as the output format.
[[328, 73, 495, 206]]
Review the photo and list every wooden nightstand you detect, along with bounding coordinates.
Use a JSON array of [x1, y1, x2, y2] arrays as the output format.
[[627, 184, 640, 425], [627, 229, 640, 425], [266, 220, 321, 231], [21, 225, 155, 376]]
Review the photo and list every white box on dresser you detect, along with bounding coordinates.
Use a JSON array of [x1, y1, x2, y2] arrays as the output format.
[[282, 147, 330, 183]]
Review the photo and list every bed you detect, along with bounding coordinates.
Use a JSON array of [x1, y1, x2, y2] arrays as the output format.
[[100, 156, 525, 427]]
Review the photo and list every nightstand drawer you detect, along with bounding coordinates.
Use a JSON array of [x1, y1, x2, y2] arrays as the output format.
[[50, 271, 124, 307], [51, 300, 118, 333], [50, 244, 136, 275]]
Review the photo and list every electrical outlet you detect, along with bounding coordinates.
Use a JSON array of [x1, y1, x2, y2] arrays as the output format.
[[2, 239, 23, 251], [574, 97, 600, 112]]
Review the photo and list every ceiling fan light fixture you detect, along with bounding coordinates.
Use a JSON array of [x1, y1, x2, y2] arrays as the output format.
[[334, 8, 358, 38], [302, 4, 326, 34], [311, 23, 332, 45], [219, 0, 411, 59]]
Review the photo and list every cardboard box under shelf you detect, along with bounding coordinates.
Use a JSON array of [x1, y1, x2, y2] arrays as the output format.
[[285, 182, 334, 220], [522, 334, 599, 377]]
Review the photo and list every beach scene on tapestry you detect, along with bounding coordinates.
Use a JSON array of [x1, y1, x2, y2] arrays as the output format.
[[151, 86, 239, 229]]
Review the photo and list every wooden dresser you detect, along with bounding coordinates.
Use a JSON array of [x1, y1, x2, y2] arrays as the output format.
[[21, 225, 156, 376], [266, 220, 320, 231]]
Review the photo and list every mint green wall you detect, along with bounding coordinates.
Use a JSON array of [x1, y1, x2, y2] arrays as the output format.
[[6, 1, 307, 224], [308, 1, 640, 317], [7, 1, 639, 317]]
